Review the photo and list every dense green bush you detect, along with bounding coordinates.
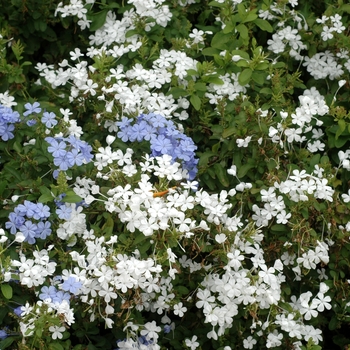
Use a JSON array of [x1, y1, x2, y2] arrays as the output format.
[[1, 0, 350, 349]]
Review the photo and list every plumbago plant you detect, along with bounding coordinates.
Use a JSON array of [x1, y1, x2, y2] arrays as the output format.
[[2, 0, 350, 349]]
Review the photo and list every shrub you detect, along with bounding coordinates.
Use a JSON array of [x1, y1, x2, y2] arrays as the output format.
[[1, 0, 350, 349]]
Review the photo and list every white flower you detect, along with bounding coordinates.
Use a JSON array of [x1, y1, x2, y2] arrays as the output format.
[[173, 302, 187, 317], [185, 335, 199, 350], [215, 233, 227, 244], [49, 325, 66, 340]]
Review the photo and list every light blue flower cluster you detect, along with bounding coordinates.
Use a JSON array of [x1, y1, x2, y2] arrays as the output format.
[[39, 285, 72, 304], [116, 113, 198, 180], [5, 200, 51, 244], [45, 135, 93, 172], [0, 104, 21, 141]]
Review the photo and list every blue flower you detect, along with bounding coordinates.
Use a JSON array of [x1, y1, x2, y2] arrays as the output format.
[[163, 325, 172, 333], [13, 306, 23, 317], [23, 102, 41, 117], [0, 329, 8, 340], [151, 134, 173, 154], [5, 212, 24, 234], [19, 220, 38, 244], [36, 221, 52, 239], [56, 204, 72, 220], [61, 276, 82, 295], [53, 152, 70, 171], [26, 119, 37, 126], [67, 148, 85, 167], [39, 286, 58, 301], [32, 203, 51, 220], [42, 111, 57, 128], [52, 290, 71, 304], [0, 123, 15, 141], [16, 200, 37, 218], [46, 138, 67, 158]]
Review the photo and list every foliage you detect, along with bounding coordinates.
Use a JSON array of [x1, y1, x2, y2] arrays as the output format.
[[1, 0, 350, 349]]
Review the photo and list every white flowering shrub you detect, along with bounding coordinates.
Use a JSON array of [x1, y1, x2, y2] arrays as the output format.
[[1, 0, 350, 349]]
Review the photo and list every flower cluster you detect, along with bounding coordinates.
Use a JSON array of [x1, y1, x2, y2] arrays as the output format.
[[0, 104, 20, 141], [45, 135, 93, 172], [5, 200, 51, 244], [116, 113, 198, 180]]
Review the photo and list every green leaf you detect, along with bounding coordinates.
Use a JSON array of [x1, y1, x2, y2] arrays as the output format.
[[38, 193, 54, 203], [340, 4, 350, 13], [204, 76, 224, 85], [222, 127, 237, 138], [259, 87, 272, 95], [211, 31, 231, 50], [194, 82, 207, 92], [251, 71, 265, 85], [190, 94, 201, 111], [89, 9, 108, 31], [237, 163, 255, 178], [236, 23, 248, 40], [271, 224, 287, 232], [49, 343, 65, 350], [125, 29, 139, 38], [62, 192, 82, 203], [336, 119, 346, 139], [0, 337, 15, 349], [238, 68, 252, 86], [202, 47, 220, 56], [254, 18, 273, 32], [242, 10, 258, 23], [1, 284, 13, 299], [168, 87, 188, 98], [198, 151, 217, 167], [213, 163, 230, 187]]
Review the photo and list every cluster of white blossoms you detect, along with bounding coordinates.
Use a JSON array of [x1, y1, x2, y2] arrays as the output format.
[[36, 47, 196, 119], [262, 1, 349, 80], [267, 87, 329, 152]]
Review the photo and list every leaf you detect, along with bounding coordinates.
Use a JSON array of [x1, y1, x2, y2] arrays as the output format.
[[254, 18, 273, 33], [0, 337, 15, 349], [222, 127, 237, 138], [190, 94, 201, 111], [271, 224, 287, 232], [89, 9, 108, 31], [38, 193, 54, 203], [211, 31, 231, 50], [340, 4, 350, 13], [125, 29, 139, 38], [238, 68, 252, 86], [204, 76, 224, 85], [194, 82, 207, 92], [259, 87, 272, 95], [336, 119, 346, 139], [168, 87, 188, 98], [237, 163, 255, 178], [202, 47, 220, 56], [242, 10, 258, 23], [62, 192, 82, 203], [236, 23, 248, 40], [251, 71, 265, 85], [198, 151, 217, 167], [49, 343, 64, 350], [1, 284, 13, 299], [213, 163, 230, 187]]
